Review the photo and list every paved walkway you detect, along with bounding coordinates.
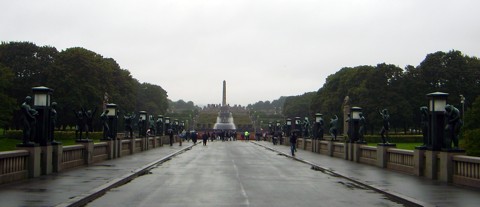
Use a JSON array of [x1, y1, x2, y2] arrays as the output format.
[[0, 143, 194, 207], [1, 140, 479, 207], [253, 141, 480, 207]]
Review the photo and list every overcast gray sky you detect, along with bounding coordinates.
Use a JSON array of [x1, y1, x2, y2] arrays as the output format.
[[1, 0, 479, 106]]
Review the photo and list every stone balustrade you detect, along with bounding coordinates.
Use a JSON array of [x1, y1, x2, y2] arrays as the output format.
[[0, 135, 170, 185]]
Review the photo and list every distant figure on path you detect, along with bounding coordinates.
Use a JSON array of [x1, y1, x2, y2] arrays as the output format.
[[202, 132, 208, 146], [290, 131, 298, 156]]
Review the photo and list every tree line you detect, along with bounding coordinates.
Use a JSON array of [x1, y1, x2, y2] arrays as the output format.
[[282, 50, 480, 136], [0, 42, 169, 131]]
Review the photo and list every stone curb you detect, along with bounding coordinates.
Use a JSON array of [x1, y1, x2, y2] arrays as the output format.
[[252, 141, 436, 207], [54, 143, 197, 207]]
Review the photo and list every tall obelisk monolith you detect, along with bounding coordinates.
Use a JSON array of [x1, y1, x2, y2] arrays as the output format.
[[213, 80, 236, 130], [222, 80, 227, 107]]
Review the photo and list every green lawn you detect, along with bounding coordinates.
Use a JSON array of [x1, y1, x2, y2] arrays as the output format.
[[368, 142, 423, 150], [0, 137, 102, 152]]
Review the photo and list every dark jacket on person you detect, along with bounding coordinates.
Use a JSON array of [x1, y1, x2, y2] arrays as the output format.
[[290, 133, 297, 144]]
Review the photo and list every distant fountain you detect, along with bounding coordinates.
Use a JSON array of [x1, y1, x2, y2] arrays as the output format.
[[213, 80, 236, 130]]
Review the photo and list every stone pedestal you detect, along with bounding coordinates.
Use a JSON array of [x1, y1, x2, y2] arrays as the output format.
[[439, 150, 466, 182], [425, 150, 439, 179], [327, 141, 333, 157], [16, 144, 41, 178], [40, 145, 53, 175], [377, 143, 396, 168], [413, 148, 426, 176], [104, 139, 114, 159], [76, 139, 94, 165], [52, 143, 63, 173], [343, 141, 350, 160], [141, 138, 147, 151], [353, 142, 367, 162]]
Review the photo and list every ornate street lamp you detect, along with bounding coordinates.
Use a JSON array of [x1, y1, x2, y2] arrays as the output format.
[[32, 86, 53, 145], [315, 113, 324, 139], [156, 115, 164, 136], [286, 118, 292, 136], [350, 107, 363, 143], [106, 103, 118, 139], [164, 117, 171, 134], [427, 92, 448, 150], [139, 111, 147, 138]]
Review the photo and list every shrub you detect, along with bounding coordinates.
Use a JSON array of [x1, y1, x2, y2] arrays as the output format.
[[462, 129, 480, 157]]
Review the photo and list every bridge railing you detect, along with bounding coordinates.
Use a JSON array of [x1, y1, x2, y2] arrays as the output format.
[[0, 136, 170, 185], [0, 150, 28, 184]]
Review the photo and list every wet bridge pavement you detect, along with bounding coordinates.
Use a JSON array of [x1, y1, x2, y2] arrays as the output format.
[[0, 141, 479, 207]]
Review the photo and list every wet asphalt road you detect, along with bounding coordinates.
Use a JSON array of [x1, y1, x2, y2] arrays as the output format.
[[87, 141, 404, 207]]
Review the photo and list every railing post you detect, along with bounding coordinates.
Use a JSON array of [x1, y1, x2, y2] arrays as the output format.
[[52, 143, 63, 172], [425, 150, 439, 179], [40, 145, 53, 175], [377, 144, 396, 168], [413, 148, 426, 176], [76, 140, 94, 165], [17, 145, 41, 178], [353, 143, 366, 162], [439, 150, 466, 182]]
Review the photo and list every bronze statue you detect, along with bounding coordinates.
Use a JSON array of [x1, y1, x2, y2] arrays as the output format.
[[315, 114, 324, 140], [329, 115, 338, 141], [444, 104, 462, 149], [73, 109, 85, 140], [83, 107, 97, 139], [420, 106, 429, 147], [49, 102, 57, 143], [379, 109, 390, 144], [100, 109, 110, 139], [359, 112, 366, 143], [303, 117, 310, 138], [124, 113, 135, 138], [21, 96, 38, 145]]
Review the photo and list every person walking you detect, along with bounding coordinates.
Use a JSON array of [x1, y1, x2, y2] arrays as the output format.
[[244, 131, 250, 141], [202, 131, 208, 146], [290, 131, 298, 156]]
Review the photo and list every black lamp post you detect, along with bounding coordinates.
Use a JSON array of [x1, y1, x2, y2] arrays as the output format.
[[349, 107, 362, 143], [139, 111, 147, 138], [32, 86, 53, 146], [180, 120, 185, 132], [268, 122, 273, 135], [427, 92, 448, 150], [294, 117, 302, 136], [164, 117, 171, 134], [106, 103, 118, 139], [286, 118, 292, 136], [315, 113, 324, 139], [156, 115, 164, 136], [173, 119, 179, 134]]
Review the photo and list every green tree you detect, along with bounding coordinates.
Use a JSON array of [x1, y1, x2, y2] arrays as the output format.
[[0, 64, 16, 128], [283, 92, 315, 118], [462, 96, 480, 156]]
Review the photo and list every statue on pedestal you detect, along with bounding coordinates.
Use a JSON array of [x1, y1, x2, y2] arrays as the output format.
[[21, 96, 38, 145], [329, 115, 338, 141], [124, 113, 135, 138], [358, 112, 366, 143], [379, 109, 390, 144], [444, 104, 462, 149], [100, 109, 110, 139], [420, 106, 429, 147]]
